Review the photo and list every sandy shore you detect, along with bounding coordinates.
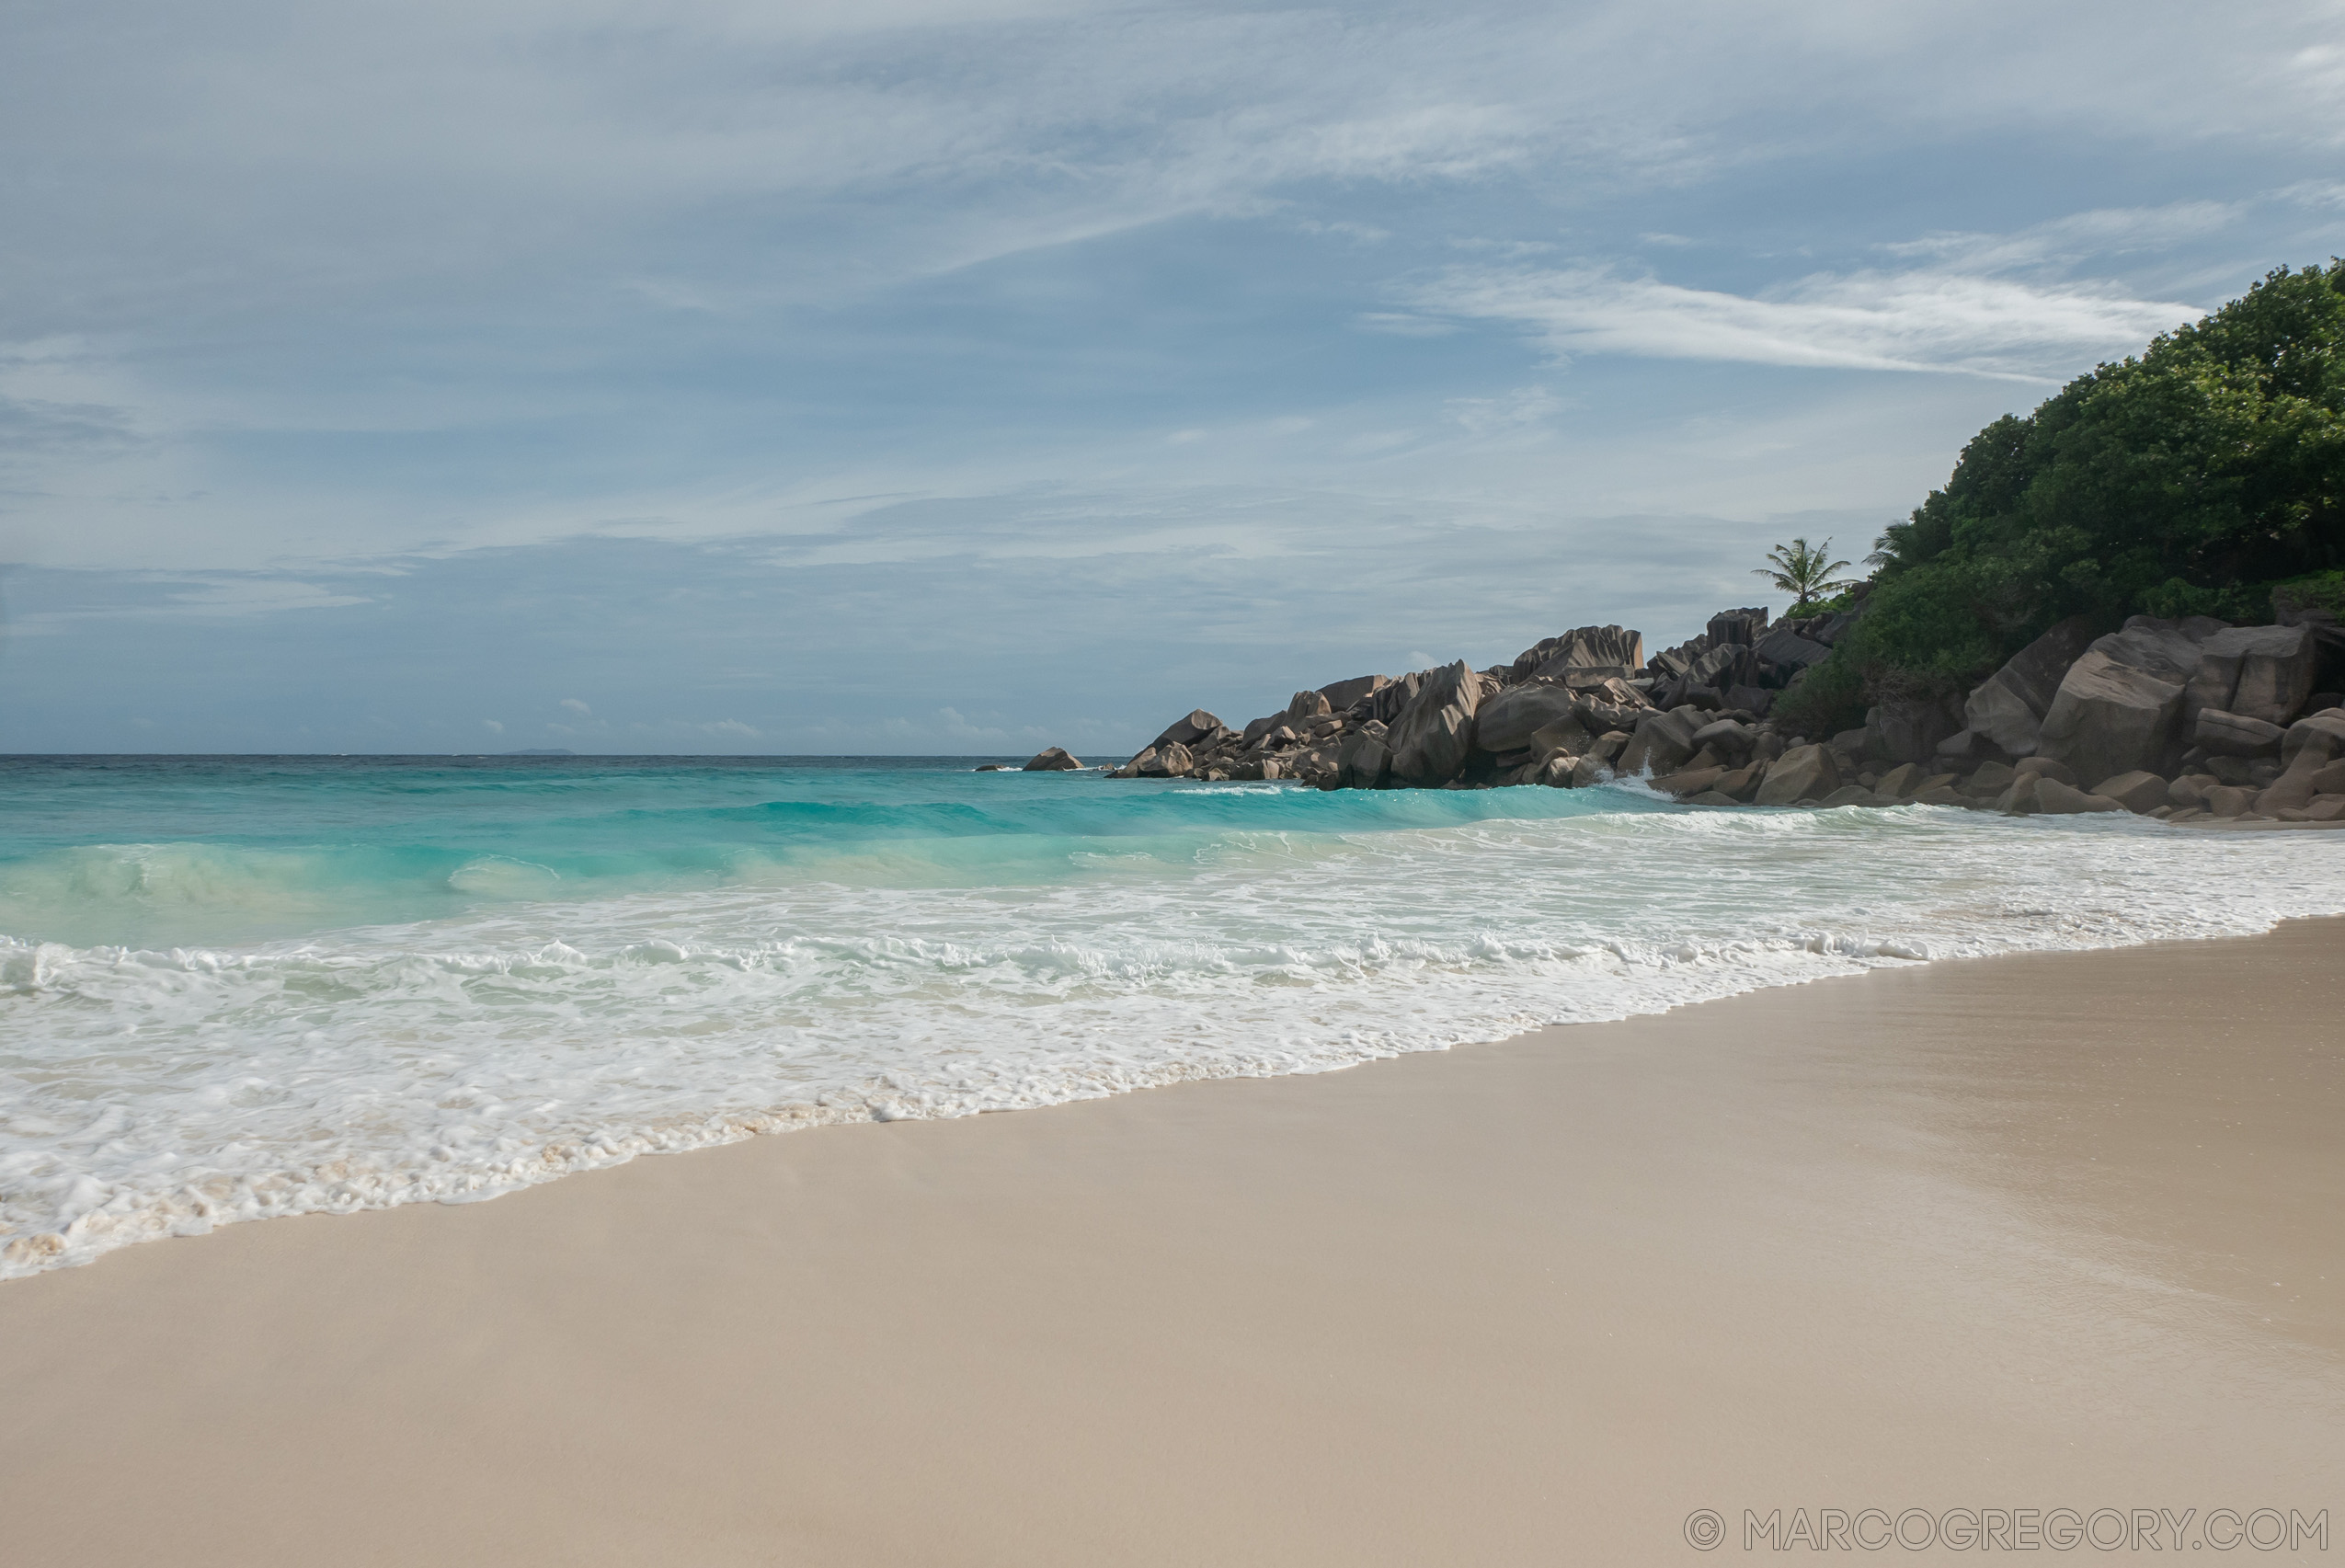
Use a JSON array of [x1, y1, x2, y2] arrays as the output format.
[[3, 922, 2340, 1566]]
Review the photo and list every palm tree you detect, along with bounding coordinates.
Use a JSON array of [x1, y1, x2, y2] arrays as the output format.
[[1754, 536, 1858, 614]]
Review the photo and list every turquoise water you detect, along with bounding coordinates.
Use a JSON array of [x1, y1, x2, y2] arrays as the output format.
[[0, 755, 1623, 949], [6, 753, 2344, 1279]]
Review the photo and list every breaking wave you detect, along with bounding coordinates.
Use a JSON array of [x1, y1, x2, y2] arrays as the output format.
[[3, 755, 2341, 1277]]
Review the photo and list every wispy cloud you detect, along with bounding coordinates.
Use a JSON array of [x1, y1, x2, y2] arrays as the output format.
[[5, 1, 2341, 753], [1878, 201, 2248, 271], [1413, 263, 2203, 382], [1445, 385, 1562, 438]]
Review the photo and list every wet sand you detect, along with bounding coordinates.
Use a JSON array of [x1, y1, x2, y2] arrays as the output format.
[[2, 921, 2340, 1566]]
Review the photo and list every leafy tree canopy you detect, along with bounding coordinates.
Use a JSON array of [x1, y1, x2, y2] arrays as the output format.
[[1832, 260, 2345, 694]]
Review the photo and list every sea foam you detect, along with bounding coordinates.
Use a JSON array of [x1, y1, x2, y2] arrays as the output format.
[[2, 756, 2341, 1277]]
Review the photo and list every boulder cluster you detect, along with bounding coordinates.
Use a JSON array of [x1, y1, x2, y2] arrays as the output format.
[[1024, 593, 2345, 827]]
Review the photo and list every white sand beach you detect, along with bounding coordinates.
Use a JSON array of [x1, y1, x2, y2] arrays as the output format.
[[2, 921, 2339, 1566]]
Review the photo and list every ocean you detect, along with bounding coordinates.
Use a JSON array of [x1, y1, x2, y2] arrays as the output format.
[[5, 753, 2341, 1279]]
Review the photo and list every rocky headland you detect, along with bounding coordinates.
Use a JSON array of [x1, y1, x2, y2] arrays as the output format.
[[1026, 587, 2345, 827], [1020, 264, 2345, 825]]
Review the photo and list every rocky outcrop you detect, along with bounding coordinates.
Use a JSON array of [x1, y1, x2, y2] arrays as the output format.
[[2030, 777, 2124, 815], [2034, 620, 2205, 784], [1150, 711, 1222, 748], [1958, 615, 2096, 757], [1617, 708, 1702, 776], [1754, 744, 1840, 806], [2193, 708, 2285, 756], [2213, 624, 2316, 727], [2256, 710, 2345, 814], [1474, 684, 1584, 756], [1513, 625, 1643, 682], [1317, 674, 1390, 711], [1285, 689, 1333, 722], [2034, 650, 2183, 784], [1751, 624, 1830, 675], [1138, 742, 1194, 778], [1335, 729, 1392, 789], [2091, 770, 2168, 814], [1023, 747, 1082, 771], [1384, 661, 1482, 784], [1092, 590, 2344, 830]]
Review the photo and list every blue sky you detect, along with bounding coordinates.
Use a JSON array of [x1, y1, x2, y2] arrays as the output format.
[[4, 0, 2343, 754]]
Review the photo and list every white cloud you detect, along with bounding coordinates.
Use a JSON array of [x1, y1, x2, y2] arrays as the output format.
[[700, 718, 759, 739], [1878, 201, 2248, 271], [11, 0, 2339, 346], [1413, 263, 2203, 382], [0, 571, 373, 630], [481, 718, 504, 733], [558, 697, 591, 715], [1354, 312, 1458, 338], [4, 0, 2339, 581]]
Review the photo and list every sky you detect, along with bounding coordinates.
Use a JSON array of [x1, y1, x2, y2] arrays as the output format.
[[4, 0, 2343, 755]]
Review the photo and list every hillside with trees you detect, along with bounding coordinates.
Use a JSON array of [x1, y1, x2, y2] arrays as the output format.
[[1786, 260, 2345, 731]]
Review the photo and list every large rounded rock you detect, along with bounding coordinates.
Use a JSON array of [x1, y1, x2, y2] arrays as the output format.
[[1617, 708, 1703, 776], [1752, 624, 1833, 676], [1284, 690, 1333, 721], [1334, 732, 1392, 789], [1690, 717, 1756, 760], [1651, 765, 1727, 799], [2256, 710, 2345, 813], [1316, 674, 1389, 712], [2193, 708, 2286, 756], [1874, 762, 1927, 798], [2201, 624, 2316, 727], [1138, 742, 1194, 778], [2036, 628, 2197, 785], [1964, 760, 2017, 796], [2281, 708, 2345, 767], [1151, 711, 1222, 748], [1962, 615, 2098, 756], [2031, 777, 2124, 814], [2013, 756, 2078, 787], [1022, 747, 1082, 771], [1475, 685, 1582, 755], [2090, 770, 2168, 814], [1964, 679, 2045, 757], [1754, 743, 1841, 806], [1512, 625, 1643, 682], [1384, 660, 1481, 784]]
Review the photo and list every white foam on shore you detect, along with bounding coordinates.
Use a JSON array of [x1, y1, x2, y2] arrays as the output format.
[[6, 800, 2343, 1278]]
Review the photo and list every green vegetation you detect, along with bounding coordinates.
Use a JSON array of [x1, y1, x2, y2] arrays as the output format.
[[1753, 537, 1859, 614], [1781, 261, 2345, 734]]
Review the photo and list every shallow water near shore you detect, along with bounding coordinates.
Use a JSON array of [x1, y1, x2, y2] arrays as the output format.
[[6, 752, 2344, 1278]]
